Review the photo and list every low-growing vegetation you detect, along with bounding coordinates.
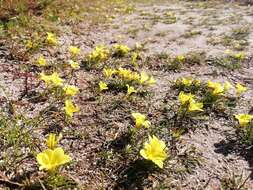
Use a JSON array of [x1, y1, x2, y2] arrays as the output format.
[[0, 0, 253, 189]]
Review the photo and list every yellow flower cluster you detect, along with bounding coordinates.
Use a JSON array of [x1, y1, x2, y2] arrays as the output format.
[[130, 112, 167, 168], [179, 91, 203, 112], [88, 45, 109, 63], [37, 134, 71, 171], [207, 80, 247, 96], [40, 72, 64, 87], [100, 68, 155, 96], [115, 68, 155, 85], [33, 33, 83, 175], [68, 45, 81, 69], [38, 34, 80, 119], [117, 67, 137, 81], [113, 44, 130, 57], [103, 68, 117, 78], [39, 73, 79, 118], [207, 80, 232, 95], [41, 33, 81, 70], [63, 85, 79, 96], [175, 77, 200, 87], [25, 40, 33, 49], [176, 77, 247, 98], [225, 49, 245, 60]]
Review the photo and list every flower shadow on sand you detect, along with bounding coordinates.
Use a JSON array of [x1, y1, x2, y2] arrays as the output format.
[[113, 159, 157, 190], [214, 134, 253, 178]]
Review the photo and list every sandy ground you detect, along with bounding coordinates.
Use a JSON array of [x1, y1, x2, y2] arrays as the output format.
[[0, 0, 253, 189]]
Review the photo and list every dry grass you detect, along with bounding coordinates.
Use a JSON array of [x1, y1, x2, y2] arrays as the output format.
[[0, 0, 53, 20]]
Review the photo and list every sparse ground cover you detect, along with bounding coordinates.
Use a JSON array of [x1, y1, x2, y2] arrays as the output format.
[[0, 0, 253, 189]]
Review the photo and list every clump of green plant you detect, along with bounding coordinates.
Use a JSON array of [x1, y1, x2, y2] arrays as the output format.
[[173, 77, 201, 93], [184, 51, 206, 65], [161, 51, 206, 71], [163, 11, 177, 24], [208, 50, 246, 70], [182, 30, 202, 38], [165, 55, 186, 71], [168, 89, 204, 134], [201, 80, 247, 112], [221, 171, 250, 190], [207, 27, 249, 50]]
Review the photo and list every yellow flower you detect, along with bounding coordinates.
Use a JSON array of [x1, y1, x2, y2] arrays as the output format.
[[128, 72, 140, 81], [46, 32, 57, 45], [39, 73, 51, 86], [207, 80, 216, 89], [212, 84, 224, 95], [131, 112, 150, 128], [25, 40, 33, 49], [234, 52, 245, 60], [63, 85, 79, 96], [50, 72, 64, 87], [178, 91, 195, 105], [193, 79, 201, 86], [99, 81, 108, 91], [69, 46, 81, 57], [38, 56, 47, 66], [140, 135, 167, 169], [113, 44, 130, 57], [36, 147, 71, 171], [236, 83, 247, 96], [182, 78, 192, 87], [207, 81, 224, 95], [39, 72, 64, 87], [224, 81, 233, 92], [64, 100, 80, 118], [126, 84, 137, 96], [188, 99, 203, 112], [139, 71, 149, 84], [118, 68, 132, 79], [176, 55, 185, 62], [103, 68, 117, 78], [88, 45, 109, 63], [46, 133, 62, 150], [235, 114, 253, 127], [131, 52, 139, 67], [69, 60, 80, 69]]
